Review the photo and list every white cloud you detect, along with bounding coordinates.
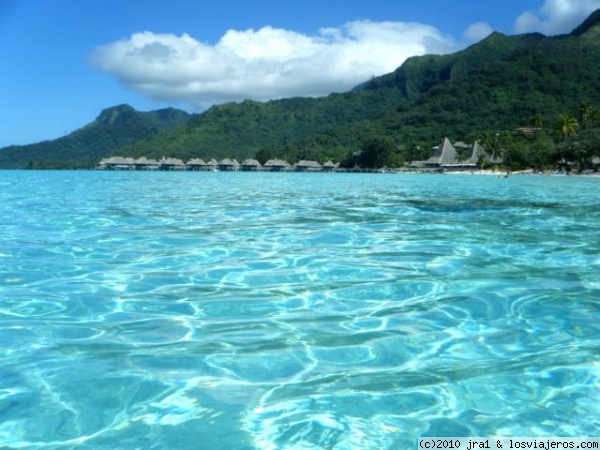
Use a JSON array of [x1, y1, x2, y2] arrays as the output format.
[[515, 0, 600, 35], [464, 22, 494, 41], [89, 21, 456, 110]]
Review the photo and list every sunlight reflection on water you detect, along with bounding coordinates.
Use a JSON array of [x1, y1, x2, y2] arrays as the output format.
[[0, 171, 599, 448]]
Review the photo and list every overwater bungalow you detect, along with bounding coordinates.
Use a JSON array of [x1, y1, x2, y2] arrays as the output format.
[[264, 159, 291, 172], [218, 158, 240, 171], [206, 159, 218, 171], [98, 156, 136, 170], [322, 161, 338, 172], [186, 158, 208, 171], [159, 157, 186, 171], [294, 160, 322, 172], [135, 157, 160, 171], [240, 159, 262, 171]]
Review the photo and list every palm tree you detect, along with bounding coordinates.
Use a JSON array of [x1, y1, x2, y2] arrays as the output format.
[[592, 108, 600, 127], [531, 112, 545, 129], [579, 102, 594, 128], [555, 113, 580, 142], [478, 132, 498, 158], [455, 147, 467, 165]]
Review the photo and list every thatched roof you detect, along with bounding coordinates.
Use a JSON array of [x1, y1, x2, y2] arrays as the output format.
[[100, 156, 136, 165], [241, 159, 262, 167], [439, 138, 459, 166], [187, 158, 207, 166], [135, 157, 159, 165], [218, 158, 240, 167], [424, 138, 455, 166], [422, 138, 482, 167], [160, 157, 185, 166], [295, 160, 322, 169], [467, 141, 485, 165], [264, 159, 291, 167], [453, 141, 470, 148]]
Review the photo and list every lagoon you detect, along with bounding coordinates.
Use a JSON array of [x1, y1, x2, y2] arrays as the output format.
[[1, 171, 599, 448]]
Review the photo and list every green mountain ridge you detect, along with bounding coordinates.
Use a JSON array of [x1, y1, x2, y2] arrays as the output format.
[[2, 10, 600, 169], [571, 8, 600, 37], [0, 105, 190, 169]]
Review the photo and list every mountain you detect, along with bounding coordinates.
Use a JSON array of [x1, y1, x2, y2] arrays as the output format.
[[2, 10, 600, 169], [571, 8, 600, 37], [0, 105, 189, 169], [119, 9, 600, 164], [118, 88, 407, 163], [355, 20, 600, 141]]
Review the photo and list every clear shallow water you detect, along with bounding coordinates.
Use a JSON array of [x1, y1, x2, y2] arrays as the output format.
[[0, 171, 599, 449]]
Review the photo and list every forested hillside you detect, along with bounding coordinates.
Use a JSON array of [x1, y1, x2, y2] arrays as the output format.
[[0, 105, 189, 169], [120, 88, 407, 163]]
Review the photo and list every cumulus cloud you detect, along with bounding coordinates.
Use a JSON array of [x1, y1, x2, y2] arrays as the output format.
[[463, 22, 494, 41], [89, 21, 456, 109], [515, 0, 600, 35]]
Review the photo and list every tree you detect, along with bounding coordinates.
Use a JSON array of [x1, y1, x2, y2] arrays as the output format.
[[531, 112, 545, 129], [555, 113, 580, 142], [528, 134, 557, 170], [574, 128, 600, 170], [497, 131, 513, 170], [357, 137, 395, 168], [455, 147, 467, 164], [254, 147, 274, 165], [478, 131, 504, 165], [591, 108, 600, 128], [579, 102, 594, 129]]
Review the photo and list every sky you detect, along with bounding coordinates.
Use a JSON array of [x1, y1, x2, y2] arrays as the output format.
[[1, 0, 599, 147]]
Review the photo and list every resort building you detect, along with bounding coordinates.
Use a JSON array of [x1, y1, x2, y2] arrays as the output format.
[[186, 158, 208, 171], [264, 159, 292, 172], [159, 157, 186, 171], [135, 157, 160, 171], [217, 158, 240, 171], [294, 160, 322, 172], [322, 161, 339, 172], [413, 138, 488, 169], [98, 156, 344, 172], [240, 159, 262, 171], [98, 156, 136, 170]]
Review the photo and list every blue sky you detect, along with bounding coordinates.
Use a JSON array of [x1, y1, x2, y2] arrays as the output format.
[[1, 0, 599, 147]]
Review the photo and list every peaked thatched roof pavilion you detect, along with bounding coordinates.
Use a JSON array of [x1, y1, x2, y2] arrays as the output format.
[[423, 138, 456, 166], [418, 138, 489, 168]]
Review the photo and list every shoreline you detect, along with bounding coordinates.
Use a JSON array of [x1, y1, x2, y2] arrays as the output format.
[[2, 168, 599, 176], [442, 169, 600, 177]]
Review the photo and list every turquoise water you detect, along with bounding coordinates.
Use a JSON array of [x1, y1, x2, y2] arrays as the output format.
[[0, 171, 599, 449]]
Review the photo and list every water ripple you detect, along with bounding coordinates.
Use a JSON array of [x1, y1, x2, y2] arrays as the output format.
[[1, 172, 599, 448]]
